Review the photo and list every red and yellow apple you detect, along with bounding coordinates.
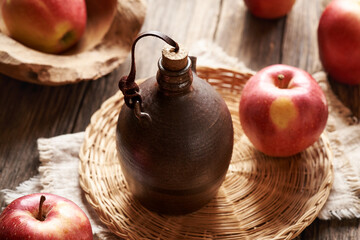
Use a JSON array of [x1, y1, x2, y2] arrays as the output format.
[[0, 193, 93, 240], [243, 0, 296, 19], [318, 0, 360, 85], [1, 0, 87, 54], [239, 64, 328, 157]]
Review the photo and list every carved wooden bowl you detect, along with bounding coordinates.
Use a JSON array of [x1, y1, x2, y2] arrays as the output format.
[[0, 0, 146, 85]]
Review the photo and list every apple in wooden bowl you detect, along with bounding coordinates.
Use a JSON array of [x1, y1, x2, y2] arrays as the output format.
[[0, 0, 146, 85], [2, 0, 87, 54]]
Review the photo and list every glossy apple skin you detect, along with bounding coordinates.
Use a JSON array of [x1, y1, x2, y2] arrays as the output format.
[[239, 64, 328, 157], [1, 0, 87, 54], [244, 0, 296, 19], [318, 0, 360, 85], [0, 193, 93, 240]]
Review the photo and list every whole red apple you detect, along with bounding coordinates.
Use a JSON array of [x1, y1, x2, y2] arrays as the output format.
[[318, 0, 360, 85], [244, 0, 296, 19], [1, 0, 87, 54], [0, 193, 93, 240], [239, 64, 328, 157]]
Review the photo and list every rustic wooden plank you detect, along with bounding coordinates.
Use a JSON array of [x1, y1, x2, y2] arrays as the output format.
[[0, 75, 86, 208], [71, 66, 128, 132], [213, 0, 247, 56], [301, 218, 360, 239], [0, 68, 127, 209], [131, 0, 221, 79], [281, 0, 324, 73], [214, 0, 286, 71]]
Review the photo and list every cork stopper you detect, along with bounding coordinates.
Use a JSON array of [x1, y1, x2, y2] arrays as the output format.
[[161, 44, 188, 71]]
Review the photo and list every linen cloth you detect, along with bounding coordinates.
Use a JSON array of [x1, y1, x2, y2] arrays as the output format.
[[2, 41, 360, 239]]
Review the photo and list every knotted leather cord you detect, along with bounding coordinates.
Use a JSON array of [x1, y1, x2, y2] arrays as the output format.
[[118, 31, 179, 109]]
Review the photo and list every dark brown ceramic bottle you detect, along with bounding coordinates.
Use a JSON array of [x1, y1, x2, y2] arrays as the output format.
[[116, 31, 234, 215]]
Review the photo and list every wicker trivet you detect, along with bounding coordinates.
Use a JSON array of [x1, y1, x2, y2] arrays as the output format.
[[79, 66, 333, 240]]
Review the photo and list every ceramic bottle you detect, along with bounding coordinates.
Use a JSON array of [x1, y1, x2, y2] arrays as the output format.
[[116, 31, 234, 215]]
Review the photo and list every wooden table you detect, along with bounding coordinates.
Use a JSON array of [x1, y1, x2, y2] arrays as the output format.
[[1, 0, 359, 239]]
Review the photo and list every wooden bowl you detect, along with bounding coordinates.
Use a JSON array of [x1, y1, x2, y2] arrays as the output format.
[[0, 0, 146, 85]]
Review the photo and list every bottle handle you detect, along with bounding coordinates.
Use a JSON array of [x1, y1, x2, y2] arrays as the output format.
[[118, 31, 179, 113]]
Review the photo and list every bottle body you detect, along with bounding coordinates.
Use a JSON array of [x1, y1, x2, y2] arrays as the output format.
[[116, 71, 234, 214]]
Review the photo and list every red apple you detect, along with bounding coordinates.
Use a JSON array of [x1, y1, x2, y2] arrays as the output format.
[[318, 0, 360, 85], [239, 64, 328, 157], [1, 0, 87, 54], [0, 193, 93, 240], [244, 0, 296, 19]]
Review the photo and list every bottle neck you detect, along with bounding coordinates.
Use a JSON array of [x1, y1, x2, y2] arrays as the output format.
[[156, 56, 193, 94]]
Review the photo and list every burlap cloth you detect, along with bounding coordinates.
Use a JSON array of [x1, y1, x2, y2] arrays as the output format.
[[1, 41, 359, 238]]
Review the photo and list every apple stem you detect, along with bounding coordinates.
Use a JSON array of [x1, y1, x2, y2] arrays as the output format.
[[278, 74, 285, 88], [37, 195, 46, 221]]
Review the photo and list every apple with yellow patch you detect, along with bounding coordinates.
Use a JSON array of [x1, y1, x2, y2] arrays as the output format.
[[0, 193, 93, 240], [1, 0, 87, 54], [239, 64, 328, 157]]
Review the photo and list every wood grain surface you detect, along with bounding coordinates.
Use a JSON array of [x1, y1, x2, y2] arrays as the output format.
[[0, 0, 359, 239]]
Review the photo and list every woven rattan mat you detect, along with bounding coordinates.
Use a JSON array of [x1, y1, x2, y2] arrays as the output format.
[[79, 66, 333, 240]]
